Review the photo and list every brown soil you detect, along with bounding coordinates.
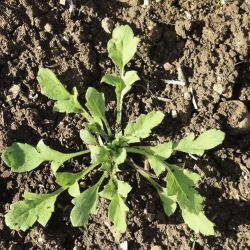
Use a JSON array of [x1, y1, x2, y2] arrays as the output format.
[[0, 0, 249, 249]]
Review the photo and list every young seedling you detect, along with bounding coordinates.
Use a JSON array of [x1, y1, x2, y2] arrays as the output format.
[[2, 25, 225, 236]]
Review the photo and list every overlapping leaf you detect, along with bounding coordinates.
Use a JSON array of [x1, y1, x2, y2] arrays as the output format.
[[108, 193, 129, 233], [100, 178, 131, 233], [166, 163, 203, 213], [124, 111, 164, 143], [37, 68, 83, 113], [85, 87, 110, 132], [101, 71, 139, 124], [80, 128, 97, 146], [158, 189, 177, 217], [89, 145, 110, 165]]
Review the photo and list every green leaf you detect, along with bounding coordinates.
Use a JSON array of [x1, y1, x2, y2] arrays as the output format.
[[100, 179, 132, 200], [108, 193, 129, 233], [5, 189, 62, 231], [123, 71, 140, 89], [68, 182, 80, 197], [111, 147, 127, 165], [124, 111, 165, 143], [37, 68, 71, 100], [2, 140, 88, 173], [116, 180, 132, 198], [99, 179, 116, 200], [138, 142, 173, 159], [80, 129, 97, 146], [2, 143, 43, 172], [70, 184, 99, 227], [100, 178, 131, 233], [181, 209, 215, 236], [36, 140, 87, 173], [55, 171, 82, 187], [102, 72, 139, 125], [147, 155, 167, 176], [55, 171, 82, 197], [158, 189, 177, 217], [37, 69, 83, 114], [107, 25, 139, 70], [166, 163, 203, 213], [174, 129, 225, 156], [85, 87, 110, 132], [101, 74, 123, 87], [89, 145, 110, 165]]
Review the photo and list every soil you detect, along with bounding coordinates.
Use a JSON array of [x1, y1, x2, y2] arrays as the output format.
[[0, 0, 250, 249]]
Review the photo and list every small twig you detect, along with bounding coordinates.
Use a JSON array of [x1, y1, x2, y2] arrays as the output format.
[[189, 154, 198, 161], [44, 63, 58, 68], [153, 96, 171, 102], [177, 64, 187, 85], [189, 86, 198, 110], [161, 79, 185, 86]]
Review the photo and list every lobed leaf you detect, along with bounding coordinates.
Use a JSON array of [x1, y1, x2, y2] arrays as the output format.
[[124, 111, 164, 143], [80, 129, 97, 146], [37, 69, 83, 114], [108, 193, 129, 233], [89, 145, 110, 165], [2, 140, 88, 173], [37, 68, 71, 100], [181, 209, 214, 235], [166, 163, 203, 213], [70, 184, 99, 227], [101, 74, 124, 87], [158, 189, 177, 217], [85, 87, 110, 132], [107, 25, 139, 70], [100, 179, 132, 200], [5, 189, 62, 231], [111, 147, 127, 165], [174, 129, 225, 156], [147, 155, 167, 176], [100, 178, 131, 233]]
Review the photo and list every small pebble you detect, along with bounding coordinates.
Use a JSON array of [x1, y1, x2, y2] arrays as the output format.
[[143, 0, 151, 7], [6, 85, 20, 101], [213, 83, 225, 95], [44, 23, 52, 33], [163, 62, 174, 71], [101, 17, 114, 34], [60, 0, 66, 5], [171, 110, 177, 119], [184, 91, 191, 100], [151, 246, 162, 250], [119, 241, 128, 250]]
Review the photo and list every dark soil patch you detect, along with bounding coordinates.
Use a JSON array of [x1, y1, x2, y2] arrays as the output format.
[[0, 0, 249, 249]]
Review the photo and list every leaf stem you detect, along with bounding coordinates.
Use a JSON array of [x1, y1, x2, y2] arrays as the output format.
[[104, 120, 112, 137], [97, 171, 108, 185], [79, 163, 100, 180], [126, 147, 148, 156], [70, 149, 90, 158], [127, 157, 163, 191], [81, 109, 93, 122]]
